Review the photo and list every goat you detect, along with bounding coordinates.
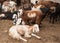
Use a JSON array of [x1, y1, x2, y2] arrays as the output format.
[[9, 24, 40, 42]]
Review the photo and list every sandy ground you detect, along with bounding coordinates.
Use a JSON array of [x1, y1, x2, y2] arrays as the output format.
[[0, 18, 60, 43]]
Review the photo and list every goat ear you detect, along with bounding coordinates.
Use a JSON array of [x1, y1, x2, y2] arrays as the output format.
[[32, 26, 35, 32], [28, 26, 33, 33], [33, 28, 34, 32]]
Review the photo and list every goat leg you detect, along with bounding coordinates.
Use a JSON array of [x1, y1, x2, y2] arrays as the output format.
[[19, 36, 27, 42], [31, 33, 41, 39]]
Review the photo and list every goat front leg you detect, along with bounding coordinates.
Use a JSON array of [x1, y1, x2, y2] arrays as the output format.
[[19, 36, 27, 42], [31, 33, 41, 39]]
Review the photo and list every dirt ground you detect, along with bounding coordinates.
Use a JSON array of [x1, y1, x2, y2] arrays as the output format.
[[0, 17, 60, 43]]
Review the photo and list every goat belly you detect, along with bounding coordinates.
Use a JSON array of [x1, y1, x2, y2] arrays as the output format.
[[17, 29, 25, 35]]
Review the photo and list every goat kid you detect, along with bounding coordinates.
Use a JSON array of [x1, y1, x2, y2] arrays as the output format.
[[9, 24, 40, 41]]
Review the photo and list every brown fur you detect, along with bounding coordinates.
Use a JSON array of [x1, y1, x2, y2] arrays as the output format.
[[20, 10, 43, 26]]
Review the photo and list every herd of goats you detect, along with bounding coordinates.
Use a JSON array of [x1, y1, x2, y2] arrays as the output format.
[[0, 0, 60, 42]]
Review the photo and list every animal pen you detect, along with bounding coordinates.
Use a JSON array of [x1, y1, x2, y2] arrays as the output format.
[[0, 0, 60, 43]]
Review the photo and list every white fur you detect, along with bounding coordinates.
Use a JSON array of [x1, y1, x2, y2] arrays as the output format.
[[31, 0, 39, 5], [31, 5, 42, 11], [12, 14, 18, 25], [12, 9, 25, 25], [12, 9, 23, 20], [13, 18, 25, 25], [27, 13, 36, 18], [33, 24, 39, 33], [12, 14, 17, 19], [50, 6, 56, 13], [16, 18, 22, 25], [0, 14, 5, 17], [9, 0, 16, 7], [9, 25, 29, 41], [21, 21, 25, 25], [31, 33, 41, 39], [9, 24, 40, 41], [12, 13, 25, 25], [2, 5, 9, 12], [16, 18, 25, 25], [17, 9, 23, 18], [13, 9, 23, 16]]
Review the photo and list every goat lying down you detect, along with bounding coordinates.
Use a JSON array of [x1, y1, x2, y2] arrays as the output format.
[[9, 24, 40, 41]]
